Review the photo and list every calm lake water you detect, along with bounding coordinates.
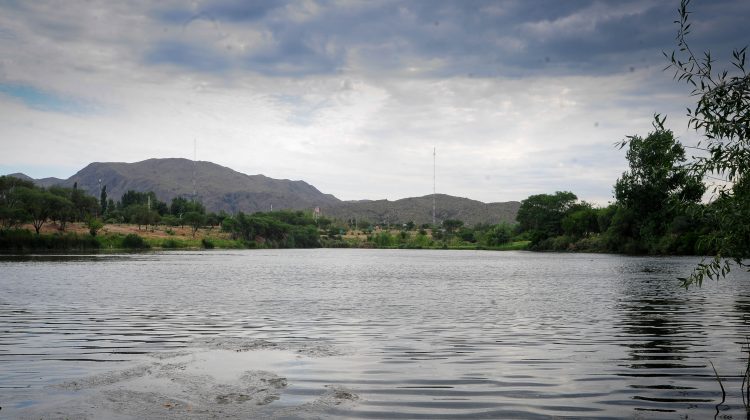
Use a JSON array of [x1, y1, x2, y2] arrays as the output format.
[[1, 249, 749, 418]]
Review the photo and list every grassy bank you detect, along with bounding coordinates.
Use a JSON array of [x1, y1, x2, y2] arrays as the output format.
[[0, 223, 246, 252], [1, 222, 530, 252]]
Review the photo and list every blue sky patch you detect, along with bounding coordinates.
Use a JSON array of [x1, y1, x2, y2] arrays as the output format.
[[0, 83, 96, 114]]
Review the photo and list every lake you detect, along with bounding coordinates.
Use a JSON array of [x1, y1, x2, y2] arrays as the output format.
[[1, 249, 749, 418]]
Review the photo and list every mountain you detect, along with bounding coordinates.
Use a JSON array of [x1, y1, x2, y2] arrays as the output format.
[[7, 172, 64, 187], [6, 159, 520, 225], [15, 158, 339, 214], [323, 194, 520, 226]]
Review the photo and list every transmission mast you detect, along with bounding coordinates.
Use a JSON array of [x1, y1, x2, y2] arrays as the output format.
[[192, 138, 197, 200], [432, 146, 436, 226]]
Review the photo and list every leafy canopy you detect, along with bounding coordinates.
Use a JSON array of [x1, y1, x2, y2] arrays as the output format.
[[666, 0, 750, 286]]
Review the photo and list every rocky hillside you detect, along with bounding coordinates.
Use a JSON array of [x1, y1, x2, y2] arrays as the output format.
[[323, 194, 520, 226], [8, 159, 520, 225], [16, 158, 339, 214]]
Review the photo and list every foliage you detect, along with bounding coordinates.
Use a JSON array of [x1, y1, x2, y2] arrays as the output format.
[[370, 231, 396, 247], [122, 233, 149, 249], [86, 217, 104, 237], [126, 205, 160, 230], [516, 191, 578, 245], [182, 211, 206, 237], [561, 203, 599, 238], [483, 223, 513, 247], [0, 229, 100, 251], [161, 238, 182, 249], [0, 176, 33, 231], [15, 187, 63, 234], [100, 185, 107, 215], [442, 219, 464, 233], [221, 210, 321, 248], [614, 118, 705, 250], [666, 0, 750, 286], [160, 214, 180, 227]]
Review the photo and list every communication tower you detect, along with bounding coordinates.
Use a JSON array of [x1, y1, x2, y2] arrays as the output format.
[[432, 146, 436, 226]]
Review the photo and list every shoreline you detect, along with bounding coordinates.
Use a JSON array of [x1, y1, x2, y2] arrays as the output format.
[[0, 222, 531, 253]]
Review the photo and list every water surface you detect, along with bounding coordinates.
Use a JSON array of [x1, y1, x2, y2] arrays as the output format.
[[1, 250, 749, 418]]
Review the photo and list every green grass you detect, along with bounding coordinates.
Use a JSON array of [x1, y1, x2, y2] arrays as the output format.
[[0, 229, 100, 251], [485, 240, 530, 251], [1, 227, 530, 252]]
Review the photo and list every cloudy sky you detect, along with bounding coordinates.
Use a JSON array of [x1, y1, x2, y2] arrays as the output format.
[[0, 0, 747, 204]]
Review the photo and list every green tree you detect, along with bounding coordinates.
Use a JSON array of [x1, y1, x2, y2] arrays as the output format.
[[100, 185, 107, 215], [119, 190, 144, 209], [667, 0, 750, 285], [72, 188, 99, 222], [126, 204, 160, 230], [182, 211, 206, 238], [0, 176, 33, 231], [442, 219, 464, 234], [48, 186, 76, 230], [516, 191, 578, 244], [371, 231, 395, 247], [86, 217, 104, 237], [561, 203, 599, 238], [170, 197, 205, 216], [17, 187, 62, 234], [120, 190, 166, 215], [205, 212, 222, 229], [613, 120, 705, 253], [483, 223, 513, 246]]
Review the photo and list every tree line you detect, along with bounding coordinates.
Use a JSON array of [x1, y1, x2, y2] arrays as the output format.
[[515, 0, 748, 285], [0, 177, 101, 235], [0, 179, 219, 238], [514, 120, 712, 255], [0, 178, 327, 248]]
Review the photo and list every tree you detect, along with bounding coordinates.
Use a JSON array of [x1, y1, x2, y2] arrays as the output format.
[[16, 187, 62, 234], [561, 203, 600, 238], [170, 197, 205, 216], [0, 205, 28, 231], [0, 176, 33, 231], [667, 0, 750, 285], [119, 190, 166, 215], [100, 185, 107, 215], [71, 188, 98, 221], [516, 191, 578, 244], [442, 219, 464, 234], [126, 204, 160, 230], [483, 223, 513, 246], [182, 211, 206, 238], [614, 119, 704, 249], [51, 194, 76, 231], [86, 217, 104, 237]]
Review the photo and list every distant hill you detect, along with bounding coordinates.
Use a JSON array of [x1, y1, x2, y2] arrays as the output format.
[[12, 159, 339, 214], [323, 194, 520, 226], [7, 159, 520, 225], [7, 172, 64, 187]]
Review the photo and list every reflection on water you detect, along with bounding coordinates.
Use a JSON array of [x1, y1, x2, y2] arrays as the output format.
[[1, 250, 749, 418]]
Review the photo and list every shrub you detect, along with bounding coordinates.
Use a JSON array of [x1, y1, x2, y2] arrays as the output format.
[[201, 238, 214, 249], [0, 229, 100, 250], [122, 233, 149, 249], [161, 239, 180, 249]]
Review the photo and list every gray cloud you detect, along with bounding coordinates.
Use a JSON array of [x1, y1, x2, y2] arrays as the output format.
[[140, 0, 748, 78], [0, 0, 747, 204]]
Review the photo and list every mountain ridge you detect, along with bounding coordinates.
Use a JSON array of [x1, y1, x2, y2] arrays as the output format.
[[6, 158, 519, 225]]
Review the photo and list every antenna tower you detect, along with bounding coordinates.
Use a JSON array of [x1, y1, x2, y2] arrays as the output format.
[[192, 139, 197, 200], [432, 146, 436, 226]]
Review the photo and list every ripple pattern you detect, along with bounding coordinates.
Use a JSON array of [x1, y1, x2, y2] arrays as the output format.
[[1, 250, 749, 418]]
